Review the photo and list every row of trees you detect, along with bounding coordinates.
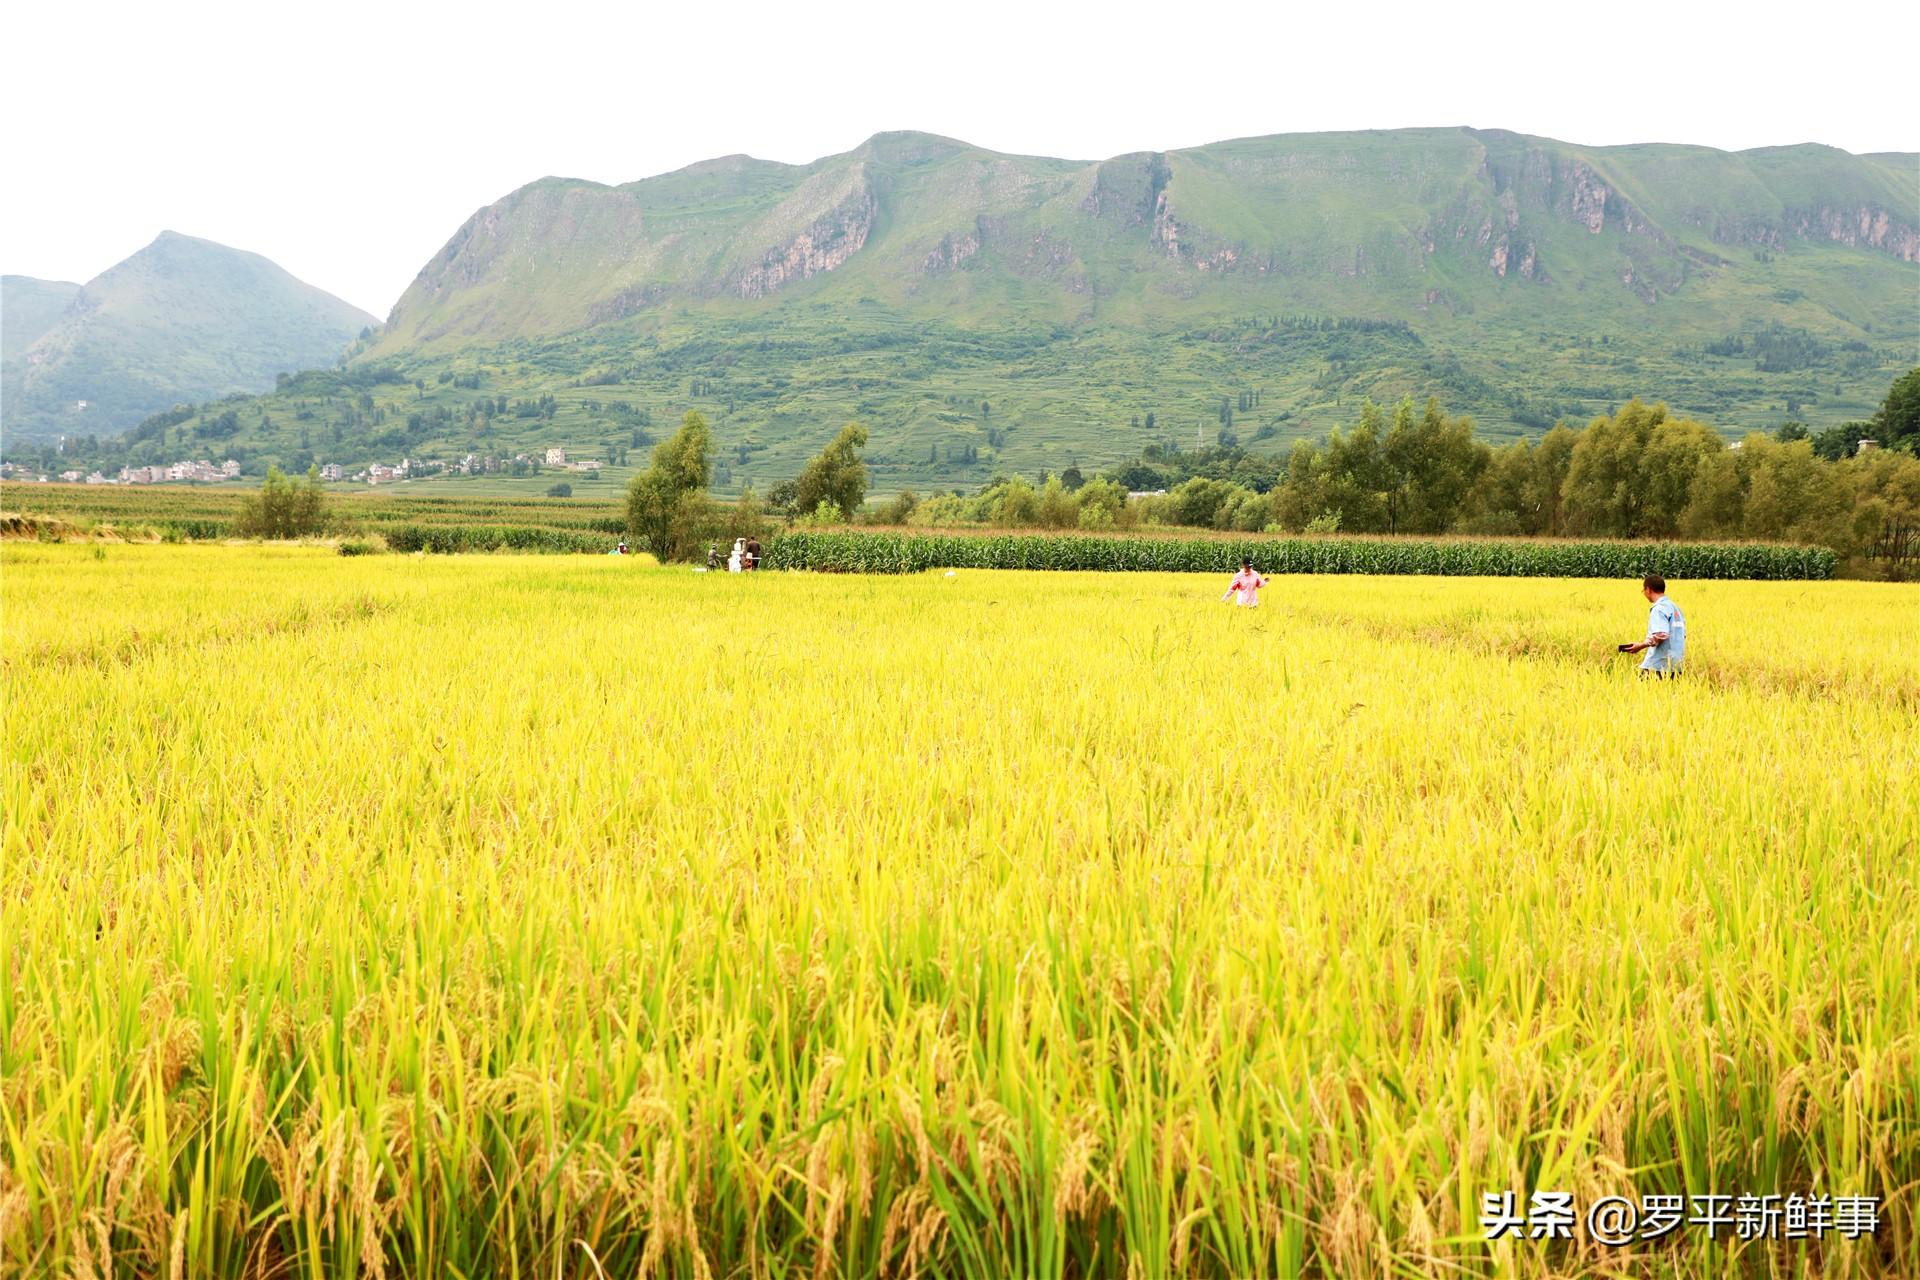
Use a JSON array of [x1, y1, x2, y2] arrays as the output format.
[[611, 372, 1918, 566], [879, 370, 1919, 569]]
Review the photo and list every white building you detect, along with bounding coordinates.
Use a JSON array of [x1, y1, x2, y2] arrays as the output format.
[[320, 463, 344, 482], [545, 446, 567, 466], [221, 459, 241, 477]]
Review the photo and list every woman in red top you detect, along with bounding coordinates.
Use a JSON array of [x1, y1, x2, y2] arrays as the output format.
[[1221, 559, 1267, 607]]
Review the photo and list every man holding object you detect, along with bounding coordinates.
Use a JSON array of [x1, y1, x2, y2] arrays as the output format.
[[1620, 575, 1686, 677]]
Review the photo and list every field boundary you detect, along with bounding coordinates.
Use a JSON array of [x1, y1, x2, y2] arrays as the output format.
[[762, 531, 1838, 579]]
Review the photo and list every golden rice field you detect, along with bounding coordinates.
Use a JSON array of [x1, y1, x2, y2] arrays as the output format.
[[3, 544, 1916, 1279]]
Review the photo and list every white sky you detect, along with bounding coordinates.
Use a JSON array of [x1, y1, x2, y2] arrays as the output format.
[[5, 0, 1916, 319]]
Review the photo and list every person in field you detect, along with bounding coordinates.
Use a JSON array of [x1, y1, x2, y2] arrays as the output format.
[[745, 535, 762, 570], [1620, 574, 1686, 677], [1221, 559, 1268, 607]]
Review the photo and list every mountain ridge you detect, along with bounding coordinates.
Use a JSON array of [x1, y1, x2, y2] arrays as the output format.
[[372, 126, 1916, 358]]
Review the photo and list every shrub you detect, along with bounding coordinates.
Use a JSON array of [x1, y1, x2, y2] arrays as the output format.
[[233, 466, 329, 539]]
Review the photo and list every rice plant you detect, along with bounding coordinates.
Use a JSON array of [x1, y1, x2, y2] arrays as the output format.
[[2, 544, 1912, 1277]]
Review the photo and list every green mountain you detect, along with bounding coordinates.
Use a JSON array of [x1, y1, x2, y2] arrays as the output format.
[[378, 129, 1917, 356], [18, 131, 1917, 490], [2, 232, 377, 442]]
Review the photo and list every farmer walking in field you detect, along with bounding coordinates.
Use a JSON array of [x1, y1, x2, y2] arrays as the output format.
[[1620, 574, 1686, 677], [1221, 559, 1268, 607]]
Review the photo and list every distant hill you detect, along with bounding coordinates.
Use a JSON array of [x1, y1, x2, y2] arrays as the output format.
[[2, 233, 377, 441], [12, 131, 1916, 489]]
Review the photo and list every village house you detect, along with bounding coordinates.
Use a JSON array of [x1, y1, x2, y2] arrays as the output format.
[[320, 463, 344, 482], [545, 446, 567, 466]]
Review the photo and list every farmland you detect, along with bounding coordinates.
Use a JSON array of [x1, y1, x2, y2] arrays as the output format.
[[3, 545, 1917, 1277], [0, 480, 628, 542]]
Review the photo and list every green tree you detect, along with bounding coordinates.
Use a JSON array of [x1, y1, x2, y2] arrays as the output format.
[[1561, 400, 1720, 537], [625, 410, 713, 561], [1382, 396, 1488, 533], [1871, 366, 1920, 451], [1843, 447, 1920, 573], [1811, 421, 1874, 462], [793, 423, 869, 518], [233, 465, 329, 538], [870, 489, 919, 525], [1166, 477, 1242, 528], [1034, 474, 1079, 528], [990, 476, 1039, 526], [1684, 433, 1854, 547], [1075, 478, 1128, 530], [729, 485, 769, 541], [1313, 401, 1393, 532]]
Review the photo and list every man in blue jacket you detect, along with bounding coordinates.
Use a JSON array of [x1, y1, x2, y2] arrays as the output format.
[[1621, 575, 1686, 677]]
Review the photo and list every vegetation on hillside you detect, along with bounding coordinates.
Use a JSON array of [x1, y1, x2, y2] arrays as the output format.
[[10, 313, 1907, 493]]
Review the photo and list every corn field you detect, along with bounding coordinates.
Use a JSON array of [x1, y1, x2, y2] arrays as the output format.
[[3, 544, 1915, 1278], [763, 531, 1839, 579]]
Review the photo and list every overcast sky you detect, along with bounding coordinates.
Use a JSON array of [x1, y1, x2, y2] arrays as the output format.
[[5, 0, 1916, 318]]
